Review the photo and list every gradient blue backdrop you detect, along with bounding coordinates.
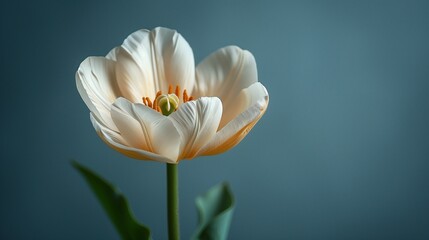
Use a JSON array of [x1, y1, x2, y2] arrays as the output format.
[[1, 0, 429, 239]]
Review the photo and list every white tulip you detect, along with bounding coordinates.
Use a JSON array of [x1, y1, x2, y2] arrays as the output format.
[[76, 27, 269, 164]]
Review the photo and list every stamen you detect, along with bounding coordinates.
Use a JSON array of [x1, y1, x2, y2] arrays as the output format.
[[142, 97, 147, 106], [155, 90, 162, 100], [175, 85, 180, 98], [183, 89, 189, 102], [168, 84, 173, 94], [188, 96, 194, 101], [146, 97, 153, 108]]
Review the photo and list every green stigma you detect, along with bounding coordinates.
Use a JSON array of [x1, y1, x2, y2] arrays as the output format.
[[156, 94, 180, 116]]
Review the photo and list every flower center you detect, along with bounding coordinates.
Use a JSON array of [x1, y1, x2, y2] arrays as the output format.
[[142, 85, 194, 116], [156, 94, 179, 116]]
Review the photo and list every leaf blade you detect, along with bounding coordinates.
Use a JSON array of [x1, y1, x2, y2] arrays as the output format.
[[192, 182, 235, 240], [72, 161, 152, 240]]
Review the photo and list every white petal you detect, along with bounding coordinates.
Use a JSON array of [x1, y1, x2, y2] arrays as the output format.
[[119, 27, 195, 98], [194, 46, 258, 128], [106, 47, 120, 61], [90, 113, 173, 163], [169, 97, 222, 160], [198, 85, 269, 156], [76, 57, 120, 131], [115, 47, 155, 102], [234, 82, 269, 117], [110, 98, 181, 162]]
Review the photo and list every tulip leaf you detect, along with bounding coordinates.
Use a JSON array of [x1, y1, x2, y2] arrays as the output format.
[[72, 161, 152, 240], [192, 182, 235, 240]]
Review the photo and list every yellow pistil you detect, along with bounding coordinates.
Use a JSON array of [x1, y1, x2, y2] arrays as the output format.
[[142, 84, 194, 116], [156, 93, 179, 116]]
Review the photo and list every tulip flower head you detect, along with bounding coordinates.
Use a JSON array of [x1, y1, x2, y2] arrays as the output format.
[[76, 27, 269, 164]]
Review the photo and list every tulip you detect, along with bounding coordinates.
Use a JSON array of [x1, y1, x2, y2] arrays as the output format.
[[76, 27, 269, 164]]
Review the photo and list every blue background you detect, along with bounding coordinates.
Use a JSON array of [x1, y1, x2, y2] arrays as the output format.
[[1, 0, 429, 239]]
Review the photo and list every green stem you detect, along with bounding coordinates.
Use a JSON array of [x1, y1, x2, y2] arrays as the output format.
[[167, 163, 180, 240]]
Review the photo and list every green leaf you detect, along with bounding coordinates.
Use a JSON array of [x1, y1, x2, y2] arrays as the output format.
[[192, 182, 235, 240], [72, 161, 152, 240]]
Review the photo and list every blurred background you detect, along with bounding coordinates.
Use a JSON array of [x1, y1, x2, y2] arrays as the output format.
[[1, 0, 429, 239]]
